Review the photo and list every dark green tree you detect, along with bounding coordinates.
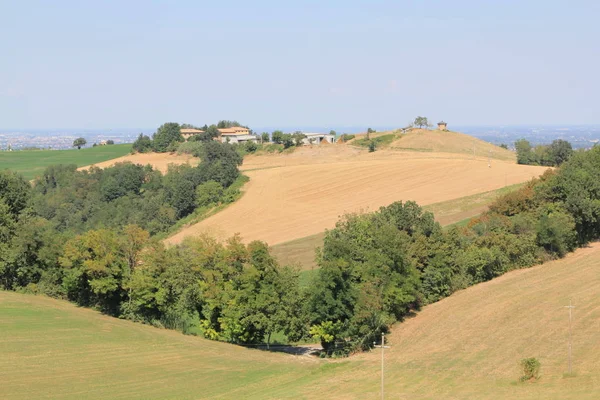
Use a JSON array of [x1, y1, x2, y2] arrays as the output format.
[[152, 123, 182, 153], [73, 137, 87, 150], [271, 130, 284, 144], [132, 133, 153, 153], [515, 139, 535, 165]]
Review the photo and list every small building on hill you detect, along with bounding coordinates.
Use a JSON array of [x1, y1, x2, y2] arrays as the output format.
[[301, 133, 336, 146], [437, 121, 448, 131], [181, 128, 205, 141], [218, 127, 258, 144]]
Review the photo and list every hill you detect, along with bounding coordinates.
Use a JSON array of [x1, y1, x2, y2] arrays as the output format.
[[2, 243, 600, 399], [390, 128, 515, 161], [0, 144, 132, 180], [166, 145, 547, 246]]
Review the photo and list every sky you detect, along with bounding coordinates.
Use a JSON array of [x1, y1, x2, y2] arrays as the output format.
[[1, 0, 599, 130]]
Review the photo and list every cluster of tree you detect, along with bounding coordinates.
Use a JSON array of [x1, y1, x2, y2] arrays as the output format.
[[133, 121, 253, 154], [515, 139, 573, 166], [3, 145, 600, 356], [270, 130, 307, 149], [5, 141, 240, 240]]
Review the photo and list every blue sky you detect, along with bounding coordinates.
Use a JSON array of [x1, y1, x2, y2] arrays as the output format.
[[1, 0, 599, 129]]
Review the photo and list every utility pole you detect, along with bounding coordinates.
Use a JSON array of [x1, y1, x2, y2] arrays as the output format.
[[374, 333, 390, 400], [565, 299, 575, 374]]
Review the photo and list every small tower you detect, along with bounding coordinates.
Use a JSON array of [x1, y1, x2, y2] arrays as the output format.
[[437, 121, 448, 131]]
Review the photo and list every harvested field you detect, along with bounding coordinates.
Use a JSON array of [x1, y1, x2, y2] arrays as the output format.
[[78, 152, 198, 173], [166, 146, 548, 246]]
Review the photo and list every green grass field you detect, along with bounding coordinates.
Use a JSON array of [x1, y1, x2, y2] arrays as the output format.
[[272, 183, 525, 270], [3, 242, 600, 399], [0, 144, 132, 180]]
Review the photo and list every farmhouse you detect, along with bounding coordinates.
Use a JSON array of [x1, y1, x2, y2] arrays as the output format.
[[437, 121, 448, 131], [181, 128, 205, 140], [218, 127, 258, 144], [301, 132, 336, 145]]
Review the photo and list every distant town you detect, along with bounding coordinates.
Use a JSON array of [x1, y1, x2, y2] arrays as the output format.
[[0, 124, 599, 151]]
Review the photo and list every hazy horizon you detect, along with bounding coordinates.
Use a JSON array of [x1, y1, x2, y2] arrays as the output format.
[[2, 1, 599, 129]]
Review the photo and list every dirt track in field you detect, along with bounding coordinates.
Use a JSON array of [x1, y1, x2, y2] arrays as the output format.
[[166, 146, 549, 246], [78, 152, 198, 173]]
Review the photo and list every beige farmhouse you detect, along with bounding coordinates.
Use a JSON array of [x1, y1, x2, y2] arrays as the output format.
[[437, 121, 448, 131], [181, 128, 205, 140], [217, 127, 258, 144]]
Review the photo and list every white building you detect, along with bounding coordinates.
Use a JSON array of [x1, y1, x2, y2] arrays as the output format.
[[301, 133, 336, 146]]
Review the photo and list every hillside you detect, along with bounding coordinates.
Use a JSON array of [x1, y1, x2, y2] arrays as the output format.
[[77, 151, 199, 174], [390, 128, 515, 161], [166, 145, 547, 246], [0, 144, 132, 180], [2, 243, 600, 399]]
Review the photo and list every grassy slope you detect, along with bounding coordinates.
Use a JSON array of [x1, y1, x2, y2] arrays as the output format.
[[272, 183, 526, 271], [0, 290, 324, 400], [3, 243, 600, 399], [0, 144, 132, 180]]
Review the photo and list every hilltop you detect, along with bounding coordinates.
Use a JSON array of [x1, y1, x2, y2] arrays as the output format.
[[346, 128, 515, 161], [2, 243, 600, 399], [390, 128, 516, 161]]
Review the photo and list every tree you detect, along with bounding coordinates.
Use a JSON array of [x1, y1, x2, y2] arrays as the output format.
[[73, 138, 87, 150], [515, 139, 535, 165], [132, 133, 153, 153], [271, 130, 284, 144], [413, 116, 429, 129], [329, 130, 337, 136], [261, 132, 270, 143], [152, 123, 182, 153], [195, 181, 224, 207], [106, 140, 115, 145], [282, 134, 295, 149], [499, 143, 508, 149], [547, 139, 573, 166], [368, 140, 376, 152], [292, 132, 306, 147]]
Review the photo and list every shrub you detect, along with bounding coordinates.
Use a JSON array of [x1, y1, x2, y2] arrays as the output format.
[[520, 357, 541, 382], [368, 141, 376, 152], [195, 181, 224, 207], [177, 141, 204, 156], [132, 133, 153, 153]]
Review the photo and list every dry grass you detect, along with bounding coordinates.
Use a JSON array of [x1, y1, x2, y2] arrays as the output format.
[[271, 183, 526, 270], [78, 152, 199, 173], [3, 243, 600, 399], [297, 242, 600, 399], [166, 145, 547, 246], [390, 128, 516, 161]]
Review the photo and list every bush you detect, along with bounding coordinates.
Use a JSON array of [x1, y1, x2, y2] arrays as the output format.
[[177, 141, 204, 156], [244, 140, 258, 153], [132, 133, 153, 153], [368, 141, 376, 152], [195, 181, 224, 207], [520, 357, 541, 382]]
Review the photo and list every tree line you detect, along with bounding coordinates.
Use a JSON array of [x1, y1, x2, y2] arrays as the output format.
[[515, 138, 574, 166], [2, 144, 600, 356]]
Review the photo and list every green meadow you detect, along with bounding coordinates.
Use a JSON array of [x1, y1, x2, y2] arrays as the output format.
[[0, 144, 131, 180]]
